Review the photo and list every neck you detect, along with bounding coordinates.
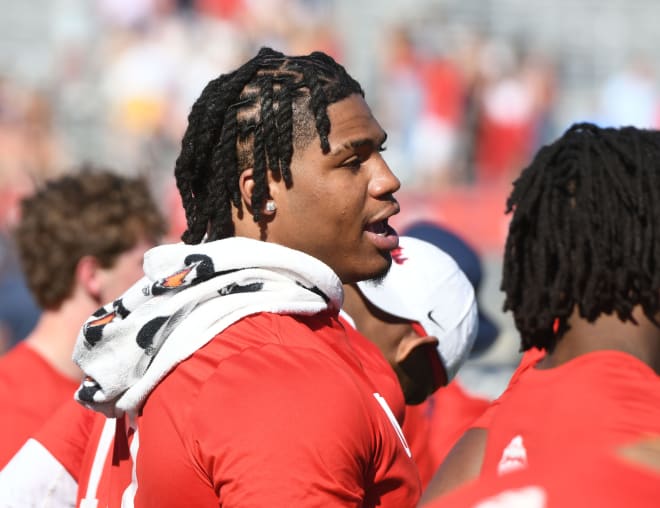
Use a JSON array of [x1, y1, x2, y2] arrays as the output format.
[[543, 306, 660, 374], [342, 284, 369, 327], [25, 299, 92, 382]]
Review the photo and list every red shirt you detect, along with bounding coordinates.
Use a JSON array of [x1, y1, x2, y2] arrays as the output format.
[[75, 312, 421, 507], [404, 381, 490, 488], [470, 348, 545, 431], [481, 350, 660, 476], [33, 398, 97, 481], [422, 443, 660, 508], [0, 342, 79, 467], [338, 315, 406, 425]]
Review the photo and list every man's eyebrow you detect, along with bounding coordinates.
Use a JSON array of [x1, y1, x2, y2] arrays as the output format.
[[330, 132, 388, 156]]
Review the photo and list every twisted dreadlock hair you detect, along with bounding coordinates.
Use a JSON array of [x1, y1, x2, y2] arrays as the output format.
[[502, 122, 660, 352], [175, 47, 364, 244]]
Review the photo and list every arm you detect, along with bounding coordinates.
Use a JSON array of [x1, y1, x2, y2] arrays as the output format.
[[0, 439, 77, 508], [0, 399, 96, 508], [419, 427, 488, 505]]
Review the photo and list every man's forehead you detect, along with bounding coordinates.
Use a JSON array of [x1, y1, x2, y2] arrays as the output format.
[[325, 96, 386, 150]]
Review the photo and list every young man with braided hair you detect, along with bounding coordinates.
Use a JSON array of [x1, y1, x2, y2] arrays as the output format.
[[420, 123, 660, 503], [0, 48, 418, 507], [0, 168, 165, 469]]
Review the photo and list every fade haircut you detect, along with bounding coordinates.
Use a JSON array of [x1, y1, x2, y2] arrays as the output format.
[[15, 167, 166, 309], [502, 123, 660, 352], [174, 47, 364, 244]]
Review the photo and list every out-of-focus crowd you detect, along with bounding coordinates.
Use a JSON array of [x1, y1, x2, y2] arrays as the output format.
[[2, 0, 660, 351], [4, 0, 660, 192]]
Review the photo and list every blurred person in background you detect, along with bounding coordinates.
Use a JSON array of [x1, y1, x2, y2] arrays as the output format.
[[0, 79, 72, 351], [342, 235, 483, 488], [0, 168, 40, 353], [598, 55, 660, 129], [421, 123, 660, 503], [377, 26, 425, 187], [472, 39, 537, 185], [0, 167, 165, 468]]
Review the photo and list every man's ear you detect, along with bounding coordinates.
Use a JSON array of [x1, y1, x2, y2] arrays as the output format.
[[238, 168, 280, 213], [238, 168, 256, 210], [395, 334, 440, 365], [397, 334, 448, 390], [75, 255, 103, 303]]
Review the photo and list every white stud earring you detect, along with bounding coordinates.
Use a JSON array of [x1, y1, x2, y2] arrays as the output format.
[[265, 200, 277, 213]]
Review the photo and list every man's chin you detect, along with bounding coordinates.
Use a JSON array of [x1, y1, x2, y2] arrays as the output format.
[[365, 253, 393, 285], [345, 254, 391, 285]]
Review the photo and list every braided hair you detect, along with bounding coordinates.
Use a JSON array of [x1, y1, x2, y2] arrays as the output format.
[[502, 122, 660, 352], [175, 47, 364, 243]]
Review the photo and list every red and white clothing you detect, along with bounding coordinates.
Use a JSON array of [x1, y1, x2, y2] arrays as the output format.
[[2, 239, 421, 507], [74, 312, 420, 507], [338, 313, 407, 425], [422, 441, 660, 508], [481, 350, 660, 476], [340, 310, 488, 490], [469, 348, 545, 431], [0, 342, 79, 467]]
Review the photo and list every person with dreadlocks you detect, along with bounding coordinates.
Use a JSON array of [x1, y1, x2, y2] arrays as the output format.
[[0, 48, 419, 507], [419, 122, 660, 504]]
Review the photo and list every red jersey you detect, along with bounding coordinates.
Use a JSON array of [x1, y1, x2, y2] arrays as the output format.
[[0, 341, 79, 467], [404, 381, 490, 488], [422, 442, 660, 508], [74, 312, 420, 507], [481, 350, 660, 476], [470, 348, 545, 431], [338, 315, 406, 425], [32, 398, 97, 481]]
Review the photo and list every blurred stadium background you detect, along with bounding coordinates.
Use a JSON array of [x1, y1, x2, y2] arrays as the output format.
[[1, 0, 658, 395]]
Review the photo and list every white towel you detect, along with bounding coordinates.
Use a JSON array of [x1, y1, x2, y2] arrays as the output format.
[[72, 237, 343, 419]]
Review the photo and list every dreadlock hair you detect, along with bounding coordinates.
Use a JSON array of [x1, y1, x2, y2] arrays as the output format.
[[502, 122, 660, 353], [174, 47, 364, 244]]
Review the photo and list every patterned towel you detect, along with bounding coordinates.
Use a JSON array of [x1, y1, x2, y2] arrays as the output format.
[[72, 237, 343, 419]]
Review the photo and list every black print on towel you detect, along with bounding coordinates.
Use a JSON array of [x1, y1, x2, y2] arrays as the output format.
[[218, 282, 264, 296], [296, 281, 330, 304], [152, 254, 216, 296], [78, 376, 102, 403], [136, 316, 169, 353], [84, 298, 129, 347]]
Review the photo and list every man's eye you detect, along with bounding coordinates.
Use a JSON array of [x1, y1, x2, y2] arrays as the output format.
[[343, 158, 362, 169]]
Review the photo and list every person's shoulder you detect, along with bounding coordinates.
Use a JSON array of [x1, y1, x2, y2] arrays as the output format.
[[426, 442, 660, 508], [171, 312, 328, 377], [206, 311, 339, 351], [556, 350, 660, 390], [0, 342, 39, 389], [190, 328, 377, 431], [203, 338, 368, 399], [148, 312, 355, 422], [186, 339, 379, 469], [0, 341, 31, 367], [180, 311, 375, 421]]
